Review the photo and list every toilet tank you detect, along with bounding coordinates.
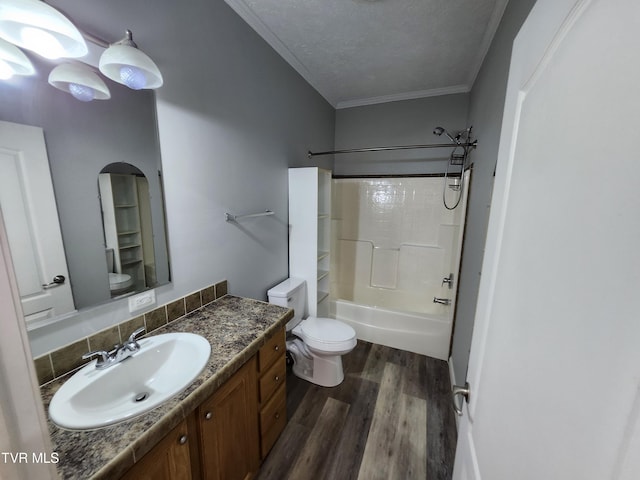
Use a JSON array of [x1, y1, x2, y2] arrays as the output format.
[[267, 277, 306, 331]]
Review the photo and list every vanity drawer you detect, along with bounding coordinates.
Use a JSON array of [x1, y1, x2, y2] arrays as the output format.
[[259, 353, 286, 404], [257, 326, 286, 460], [259, 384, 287, 458], [258, 327, 285, 372]]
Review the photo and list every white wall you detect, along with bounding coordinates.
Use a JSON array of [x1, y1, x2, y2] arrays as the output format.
[[450, 0, 537, 384], [28, 0, 335, 355], [153, 0, 334, 302], [334, 94, 469, 176]]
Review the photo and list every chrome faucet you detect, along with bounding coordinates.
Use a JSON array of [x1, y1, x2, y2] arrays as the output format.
[[82, 327, 146, 370], [433, 297, 451, 306]]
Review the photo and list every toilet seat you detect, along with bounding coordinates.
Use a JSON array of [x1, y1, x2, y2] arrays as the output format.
[[292, 317, 356, 353], [109, 272, 133, 291]]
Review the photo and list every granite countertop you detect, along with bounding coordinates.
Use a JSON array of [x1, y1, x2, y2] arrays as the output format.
[[40, 295, 293, 480]]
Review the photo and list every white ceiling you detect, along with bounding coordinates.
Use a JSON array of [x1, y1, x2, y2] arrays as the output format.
[[224, 0, 509, 108]]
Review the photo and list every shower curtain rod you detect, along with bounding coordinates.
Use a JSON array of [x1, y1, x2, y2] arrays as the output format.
[[307, 140, 478, 158]]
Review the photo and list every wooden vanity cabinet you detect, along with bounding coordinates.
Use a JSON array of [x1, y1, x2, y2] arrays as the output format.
[[119, 329, 288, 480], [257, 327, 287, 459], [120, 419, 193, 480], [197, 356, 260, 480]]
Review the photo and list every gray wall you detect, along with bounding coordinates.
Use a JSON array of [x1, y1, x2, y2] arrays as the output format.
[[334, 94, 469, 176], [332, 1, 538, 386], [154, 0, 335, 302], [0, 56, 167, 310], [28, 0, 335, 355], [450, 0, 537, 384]]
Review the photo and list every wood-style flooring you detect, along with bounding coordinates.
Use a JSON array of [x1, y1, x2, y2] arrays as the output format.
[[257, 340, 457, 480]]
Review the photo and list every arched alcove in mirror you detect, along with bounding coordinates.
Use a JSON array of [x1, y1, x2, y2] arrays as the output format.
[[98, 163, 159, 298]]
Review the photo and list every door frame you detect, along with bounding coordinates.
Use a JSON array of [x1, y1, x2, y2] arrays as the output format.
[[453, 0, 640, 478], [0, 209, 58, 480]]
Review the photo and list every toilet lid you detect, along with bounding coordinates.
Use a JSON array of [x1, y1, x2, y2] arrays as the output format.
[[295, 317, 356, 349]]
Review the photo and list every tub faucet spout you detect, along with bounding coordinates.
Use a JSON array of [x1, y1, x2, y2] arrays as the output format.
[[433, 297, 451, 306]]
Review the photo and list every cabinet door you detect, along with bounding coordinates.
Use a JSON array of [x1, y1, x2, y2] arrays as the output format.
[[120, 420, 192, 480], [199, 357, 259, 480]]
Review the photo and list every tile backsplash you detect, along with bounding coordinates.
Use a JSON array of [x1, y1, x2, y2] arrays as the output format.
[[34, 280, 228, 386]]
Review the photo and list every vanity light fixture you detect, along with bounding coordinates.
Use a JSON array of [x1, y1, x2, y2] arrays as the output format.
[[0, 0, 88, 59], [99, 30, 163, 90], [48, 63, 110, 101], [0, 37, 34, 79]]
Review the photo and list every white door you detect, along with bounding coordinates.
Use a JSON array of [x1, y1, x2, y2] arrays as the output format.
[[453, 1, 640, 479], [0, 121, 75, 326]]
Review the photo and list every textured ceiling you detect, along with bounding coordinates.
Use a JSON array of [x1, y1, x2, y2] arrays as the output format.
[[47, 0, 508, 110], [225, 0, 509, 108]]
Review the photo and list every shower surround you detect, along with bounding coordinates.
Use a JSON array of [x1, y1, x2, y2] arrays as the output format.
[[330, 175, 468, 359]]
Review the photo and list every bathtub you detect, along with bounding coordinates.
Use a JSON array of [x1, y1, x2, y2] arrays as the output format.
[[329, 287, 453, 360]]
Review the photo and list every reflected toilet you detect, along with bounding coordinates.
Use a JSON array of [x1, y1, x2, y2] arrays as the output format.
[[106, 248, 133, 295]]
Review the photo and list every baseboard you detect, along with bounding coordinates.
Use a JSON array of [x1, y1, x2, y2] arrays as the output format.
[[448, 356, 460, 431]]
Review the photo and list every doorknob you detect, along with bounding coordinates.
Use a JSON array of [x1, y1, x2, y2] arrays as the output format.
[[42, 275, 65, 289], [452, 382, 470, 416]]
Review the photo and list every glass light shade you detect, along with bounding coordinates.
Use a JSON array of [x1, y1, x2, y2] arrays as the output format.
[[99, 44, 163, 90], [0, 0, 87, 59], [48, 63, 110, 101], [0, 36, 34, 79]]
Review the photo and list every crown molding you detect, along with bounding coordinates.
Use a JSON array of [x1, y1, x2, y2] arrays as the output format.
[[335, 85, 471, 109], [224, 0, 338, 107]]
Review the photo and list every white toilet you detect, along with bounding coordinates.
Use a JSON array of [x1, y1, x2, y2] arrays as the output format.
[[268, 277, 356, 387]]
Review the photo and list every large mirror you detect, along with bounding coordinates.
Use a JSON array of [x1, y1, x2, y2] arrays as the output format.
[[0, 52, 170, 328]]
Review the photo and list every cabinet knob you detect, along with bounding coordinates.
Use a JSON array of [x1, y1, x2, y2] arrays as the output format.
[[204, 411, 213, 420], [274, 375, 280, 382], [274, 412, 280, 420], [178, 435, 188, 445], [274, 345, 280, 352]]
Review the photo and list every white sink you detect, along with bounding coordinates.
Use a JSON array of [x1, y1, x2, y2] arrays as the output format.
[[49, 332, 211, 430]]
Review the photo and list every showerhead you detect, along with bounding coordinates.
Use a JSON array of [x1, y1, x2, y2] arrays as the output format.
[[433, 126, 458, 144]]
